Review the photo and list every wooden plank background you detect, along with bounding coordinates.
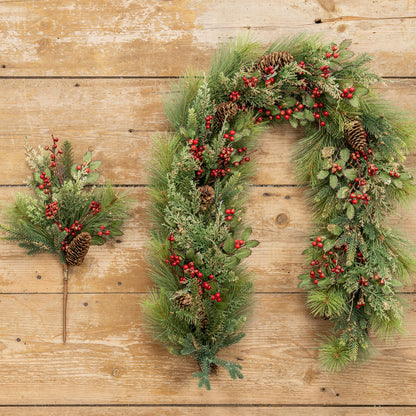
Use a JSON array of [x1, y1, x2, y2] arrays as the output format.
[[0, 0, 415, 414]]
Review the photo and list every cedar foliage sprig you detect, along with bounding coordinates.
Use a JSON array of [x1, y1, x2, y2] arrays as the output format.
[[1, 136, 131, 263], [144, 35, 416, 387]]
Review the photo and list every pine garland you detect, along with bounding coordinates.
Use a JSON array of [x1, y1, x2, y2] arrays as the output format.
[[0, 136, 131, 342], [143, 34, 416, 388]]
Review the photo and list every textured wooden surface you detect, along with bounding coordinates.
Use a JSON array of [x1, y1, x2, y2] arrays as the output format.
[[0, 0, 415, 414]]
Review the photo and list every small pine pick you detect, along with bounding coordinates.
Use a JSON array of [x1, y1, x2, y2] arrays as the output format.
[[65, 232, 91, 266]]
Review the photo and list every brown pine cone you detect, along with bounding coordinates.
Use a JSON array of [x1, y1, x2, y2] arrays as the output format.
[[345, 120, 368, 151], [198, 185, 215, 211], [65, 232, 91, 266], [214, 101, 239, 125], [175, 292, 193, 308], [256, 51, 293, 75]]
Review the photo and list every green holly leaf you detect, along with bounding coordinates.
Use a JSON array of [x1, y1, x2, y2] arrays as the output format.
[[344, 168, 358, 180], [283, 97, 297, 107], [346, 204, 354, 220], [317, 170, 329, 180], [328, 61, 342, 71], [110, 229, 123, 236], [337, 186, 350, 199], [241, 228, 252, 240], [89, 160, 102, 170], [327, 224, 343, 236], [292, 111, 305, 119], [224, 237, 235, 254], [339, 39, 352, 50], [244, 240, 259, 248], [83, 151, 92, 163], [84, 172, 100, 184], [330, 175, 338, 189], [338, 50, 354, 60], [392, 179, 403, 189], [323, 239, 335, 252], [348, 95, 360, 108], [235, 248, 251, 259], [340, 148, 350, 162], [298, 279, 312, 288], [227, 256, 240, 267], [305, 94, 314, 108], [354, 87, 369, 97], [90, 236, 105, 245], [304, 109, 315, 122], [33, 172, 42, 183], [289, 117, 298, 128]]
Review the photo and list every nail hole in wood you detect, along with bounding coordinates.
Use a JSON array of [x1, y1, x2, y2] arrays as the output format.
[[36, 275, 42, 280], [84, 302, 88, 307], [315, 18, 322, 23]]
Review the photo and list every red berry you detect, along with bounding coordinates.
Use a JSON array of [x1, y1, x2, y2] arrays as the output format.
[[323, 111, 329, 117], [105, 230, 110, 235], [320, 121, 326, 127], [209, 274, 214, 280], [333, 53, 339, 58], [317, 242, 323, 248], [100, 225, 105, 230], [230, 130, 235, 135], [314, 279, 318, 284], [76, 165, 82, 170], [39, 184, 44, 190], [98, 231, 103, 236], [347, 93, 353, 99], [85, 168, 90, 173], [349, 87, 355, 92], [326, 52, 331, 58], [211, 295, 216, 301], [332, 45, 337, 51]]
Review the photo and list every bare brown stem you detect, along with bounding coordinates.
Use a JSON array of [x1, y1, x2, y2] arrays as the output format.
[[63, 263, 69, 344]]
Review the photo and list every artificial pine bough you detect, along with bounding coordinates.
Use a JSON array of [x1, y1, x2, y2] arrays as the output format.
[[144, 34, 416, 388], [0, 136, 131, 342]]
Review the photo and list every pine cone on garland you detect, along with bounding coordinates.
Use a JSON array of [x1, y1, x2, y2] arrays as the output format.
[[199, 309, 208, 329], [198, 185, 215, 211], [175, 292, 193, 308], [65, 232, 91, 266], [214, 101, 239, 125], [256, 51, 293, 75], [344, 120, 368, 151]]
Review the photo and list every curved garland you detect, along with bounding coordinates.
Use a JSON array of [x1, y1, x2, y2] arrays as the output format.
[[144, 35, 416, 388]]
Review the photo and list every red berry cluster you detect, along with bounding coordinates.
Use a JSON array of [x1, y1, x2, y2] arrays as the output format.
[[229, 91, 240, 102], [319, 64, 331, 79], [64, 220, 83, 236], [188, 138, 206, 177], [389, 168, 401, 178], [205, 115, 213, 130], [350, 147, 371, 162], [367, 163, 379, 176], [265, 77, 275, 86], [331, 162, 342, 173], [373, 274, 385, 285], [298, 61, 306, 69], [98, 224, 110, 237], [89, 201, 101, 215], [349, 191, 370, 206], [359, 275, 369, 287], [45, 201, 59, 219], [225, 208, 235, 221], [264, 65, 274, 74], [39, 172, 52, 194], [309, 243, 346, 284], [325, 45, 339, 59], [356, 297, 365, 309], [76, 161, 90, 173], [224, 130, 236, 141], [234, 238, 244, 249], [44, 136, 63, 169], [341, 86, 355, 99], [165, 236, 222, 302], [243, 76, 258, 87]]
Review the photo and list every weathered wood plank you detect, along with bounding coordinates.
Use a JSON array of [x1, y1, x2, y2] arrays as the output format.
[[0, 0, 415, 76], [1, 187, 415, 293], [0, 293, 415, 405], [0, 78, 415, 186], [1, 407, 415, 415]]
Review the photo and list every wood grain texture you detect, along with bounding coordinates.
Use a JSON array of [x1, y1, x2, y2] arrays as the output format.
[[0, 0, 416, 77], [1, 407, 415, 416], [0, 78, 415, 186], [1, 186, 415, 294], [0, 293, 415, 405]]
